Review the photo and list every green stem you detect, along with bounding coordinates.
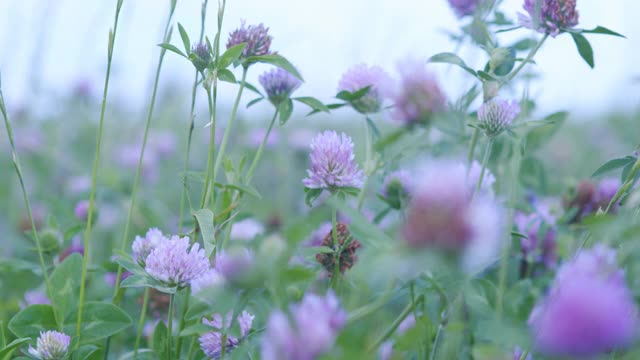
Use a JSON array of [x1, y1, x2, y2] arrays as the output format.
[[187, 337, 197, 360], [519, 350, 530, 360], [472, 139, 493, 201], [168, 293, 175, 360], [357, 117, 373, 211], [368, 295, 424, 352], [429, 322, 445, 360], [200, 86, 217, 210], [175, 288, 191, 357], [0, 82, 59, 327], [504, 34, 548, 86], [112, 3, 176, 301], [178, 0, 209, 233], [245, 110, 279, 184], [75, 0, 125, 343], [466, 128, 480, 168], [605, 157, 640, 214], [330, 206, 340, 290], [133, 288, 150, 358]]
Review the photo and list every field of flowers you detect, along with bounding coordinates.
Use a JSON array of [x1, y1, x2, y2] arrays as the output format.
[[1, 0, 639, 359]]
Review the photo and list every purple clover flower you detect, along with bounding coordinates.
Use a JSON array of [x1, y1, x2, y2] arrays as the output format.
[[529, 245, 638, 357], [214, 248, 254, 281], [338, 64, 392, 114], [514, 206, 557, 271], [230, 218, 265, 242], [402, 160, 503, 272], [392, 60, 447, 126], [132, 228, 169, 267], [74, 200, 90, 221], [519, 0, 579, 37], [227, 21, 272, 60], [20, 289, 50, 309], [303, 131, 365, 190], [477, 99, 520, 138], [261, 291, 347, 360], [448, 0, 480, 18], [191, 42, 211, 72], [259, 68, 302, 106], [28, 331, 71, 360], [144, 235, 210, 289], [199, 311, 254, 359]]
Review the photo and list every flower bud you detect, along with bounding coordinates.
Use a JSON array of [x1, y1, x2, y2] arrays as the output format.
[[489, 47, 516, 76], [191, 42, 211, 73], [40, 228, 63, 254]]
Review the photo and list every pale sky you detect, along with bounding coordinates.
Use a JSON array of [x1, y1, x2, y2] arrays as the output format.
[[0, 0, 638, 120]]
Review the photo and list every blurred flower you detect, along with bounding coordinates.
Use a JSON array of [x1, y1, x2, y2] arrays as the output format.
[[381, 170, 413, 209], [59, 236, 84, 262], [14, 127, 44, 154], [529, 245, 638, 357], [513, 347, 532, 360], [192, 42, 212, 72], [65, 175, 91, 196], [402, 160, 503, 272], [448, 0, 480, 17], [116, 143, 160, 181], [18, 204, 45, 233], [227, 21, 273, 60], [214, 248, 254, 281], [74, 200, 90, 221], [465, 160, 496, 198], [316, 223, 362, 277], [338, 64, 392, 114], [199, 311, 255, 359], [20, 289, 50, 309], [230, 218, 265, 241], [191, 269, 225, 296], [514, 205, 557, 273], [303, 131, 365, 190], [305, 222, 333, 247], [132, 228, 169, 267], [564, 178, 622, 222], [140, 288, 171, 318], [149, 131, 178, 158], [519, 0, 579, 37], [596, 177, 621, 211], [262, 291, 346, 360], [28, 331, 70, 360], [259, 68, 302, 106], [477, 99, 520, 138], [246, 127, 280, 148], [392, 60, 446, 126], [144, 235, 210, 289]]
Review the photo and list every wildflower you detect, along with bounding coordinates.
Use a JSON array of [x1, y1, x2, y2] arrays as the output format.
[[144, 235, 210, 289], [519, 0, 579, 37], [227, 21, 272, 61], [448, 0, 480, 18], [595, 177, 621, 211], [477, 99, 520, 138], [529, 245, 638, 357], [337, 64, 392, 114], [564, 178, 622, 222], [392, 60, 447, 126], [259, 68, 302, 106], [74, 200, 90, 221], [230, 218, 265, 242], [303, 131, 365, 190], [315, 223, 362, 277], [262, 291, 346, 360], [132, 228, 169, 267], [402, 161, 503, 272], [199, 311, 254, 359], [191, 269, 225, 295], [20, 290, 50, 309], [214, 249, 254, 281], [514, 206, 557, 273], [28, 331, 71, 360], [381, 170, 412, 209], [191, 42, 211, 72]]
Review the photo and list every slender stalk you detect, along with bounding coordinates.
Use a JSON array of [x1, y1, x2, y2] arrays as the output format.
[[178, 0, 210, 233], [357, 117, 373, 211], [429, 322, 445, 360], [466, 128, 480, 167], [368, 295, 424, 352], [112, 2, 177, 301], [75, 0, 125, 343], [330, 206, 340, 290], [472, 139, 494, 201], [200, 86, 217, 209], [0, 83, 59, 326], [504, 34, 548, 85], [187, 337, 197, 360], [133, 288, 150, 358], [519, 350, 530, 360], [168, 293, 175, 360], [605, 157, 640, 214], [175, 288, 191, 357], [245, 110, 279, 183]]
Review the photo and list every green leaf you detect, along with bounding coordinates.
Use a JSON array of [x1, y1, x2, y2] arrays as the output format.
[[224, 184, 262, 199], [119, 274, 177, 294], [336, 86, 371, 102], [245, 54, 304, 80], [157, 43, 186, 58], [525, 111, 568, 150], [293, 97, 329, 113], [592, 156, 636, 178], [75, 345, 102, 360], [50, 253, 83, 323], [246, 97, 264, 108], [238, 80, 263, 96], [217, 69, 237, 83], [218, 43, 246, 69], [193, 209, 216, 257], [374, 129, 405, 152], [571, 33, 594, 68], [0, 338, 30, 358], [278, 98, 294, 125], [63, 224, 83, 242], [8, 305, 57, 339], [511, 38, 537, 51], [428, 53, 477, 77], [281, 266, 316, 283], [152, 320, 168, 360], [365, 116, 381, 139], [113, 252, 146, 276], [119, 349, 155, 360], [580, 26, 625, 38], [64, 302, 132, 344], [178, 323, 212, 337], [177, 23, 190, 54]]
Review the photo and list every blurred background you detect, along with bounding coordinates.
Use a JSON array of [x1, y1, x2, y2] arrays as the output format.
[[0, 0, 638, 119]]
